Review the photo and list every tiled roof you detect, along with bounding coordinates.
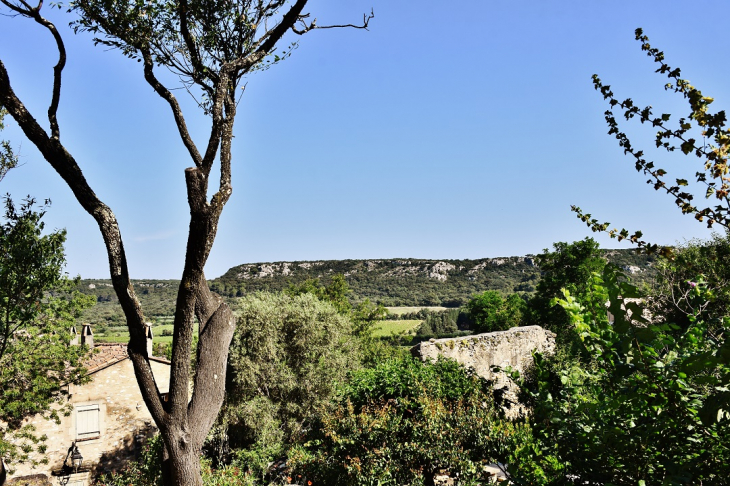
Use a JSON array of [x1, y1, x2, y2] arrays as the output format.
[[84, 342, 171, 374], [85, 342, 129, 373]]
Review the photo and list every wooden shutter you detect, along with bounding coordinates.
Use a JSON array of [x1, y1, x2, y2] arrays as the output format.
[[76, 404, 100, 440]]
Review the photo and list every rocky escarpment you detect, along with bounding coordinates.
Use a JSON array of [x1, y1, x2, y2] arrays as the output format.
[[213, 257, 543, 306], [209, 252, 655, 306], [230, 257, 537, 282]]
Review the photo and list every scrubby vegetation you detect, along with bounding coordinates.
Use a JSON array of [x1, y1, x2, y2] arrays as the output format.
[[207, 292, 361, 478], [522, 265, 730, 485], [95, 232, 729, 486], [93, 31, 730, 486], [287, 356, 557, 486]]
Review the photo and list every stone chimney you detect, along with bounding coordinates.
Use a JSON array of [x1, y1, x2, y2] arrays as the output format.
[[80, 324, 93, 350], [69, 325, 79, 346], [144, 322, 154, 357]]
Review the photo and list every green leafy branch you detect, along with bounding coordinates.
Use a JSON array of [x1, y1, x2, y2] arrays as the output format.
[[0, 108, 18, 183], [571, 205, 675, 258], [577, 28, 730, 254]]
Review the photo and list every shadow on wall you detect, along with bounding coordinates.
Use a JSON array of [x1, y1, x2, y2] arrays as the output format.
[[4, 474, 51, 486], [92, 423, 158, 478], [4, 423, 157, 486]]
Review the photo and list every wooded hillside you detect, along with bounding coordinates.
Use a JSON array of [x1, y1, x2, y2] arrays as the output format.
[[74, 249, 657, 327], [212, 250, 656, 305]]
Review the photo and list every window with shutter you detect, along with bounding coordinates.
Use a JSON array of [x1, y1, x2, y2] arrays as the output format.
[[75, 404, 101, 440]]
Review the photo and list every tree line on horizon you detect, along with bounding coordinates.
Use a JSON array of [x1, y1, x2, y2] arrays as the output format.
[[72, 249, 657, 330]]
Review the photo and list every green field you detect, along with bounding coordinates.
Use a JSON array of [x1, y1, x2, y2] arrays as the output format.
[[372, 319, 422, 338], [95, 320, 194, 345], [96, 319, 419, 343], [385, 306, 448, 315]]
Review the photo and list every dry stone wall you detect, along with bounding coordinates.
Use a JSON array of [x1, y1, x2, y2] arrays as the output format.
[[411, 326, 556, 416]]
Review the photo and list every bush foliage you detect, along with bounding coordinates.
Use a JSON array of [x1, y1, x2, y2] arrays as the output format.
[[465, 291, 526, 334], [210, 292, 361, 471], [289, 356, 558, 486], [520, 264, 730, 485]]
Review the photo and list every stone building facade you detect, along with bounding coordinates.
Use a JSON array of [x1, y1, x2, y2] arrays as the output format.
[[5, 325, 170, 486]]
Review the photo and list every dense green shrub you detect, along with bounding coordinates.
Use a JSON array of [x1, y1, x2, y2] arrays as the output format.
[[524, 266, 730, 485], [209, 292, 360, 475], [527, 238, 606, 346], [648, 232, 730, 332], [288, 357, 559, 486], [341, 356, 485, 406], [465, 291, 526, 333]]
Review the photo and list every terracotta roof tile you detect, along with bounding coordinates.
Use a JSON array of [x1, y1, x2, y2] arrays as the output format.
[[85, 342, 129, 373], [83, 343, 171, 374]]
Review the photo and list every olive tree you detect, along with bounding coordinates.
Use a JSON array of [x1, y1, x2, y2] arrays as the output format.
[[0, 1, 370, 485], [211, 292, 360, 476]]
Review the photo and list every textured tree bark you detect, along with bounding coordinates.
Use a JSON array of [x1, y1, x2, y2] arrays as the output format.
[[163, 433, 204, 486]]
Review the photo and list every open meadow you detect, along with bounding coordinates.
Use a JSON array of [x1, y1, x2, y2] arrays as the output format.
[[371, 319, 422, 338]]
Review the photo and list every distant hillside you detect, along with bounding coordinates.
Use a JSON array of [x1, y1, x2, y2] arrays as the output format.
[[75, 279, 179, 328], [74, 250, 657, 328], [210, 250, 658, 307]]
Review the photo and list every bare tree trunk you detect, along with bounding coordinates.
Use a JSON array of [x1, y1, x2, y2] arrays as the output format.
[[3, 53, 239, 486], [164, 429, 204, 486]]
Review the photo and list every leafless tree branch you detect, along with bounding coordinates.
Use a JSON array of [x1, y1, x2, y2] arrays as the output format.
[[0, 59, 168, 427], [1, 0, 65, 140], [142, 50, 203, 168], [292, 8, 373, 35]]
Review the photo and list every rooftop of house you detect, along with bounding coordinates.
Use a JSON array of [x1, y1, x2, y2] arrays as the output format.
[[85, 342, 129, 373], [84, 342, 170, 374]]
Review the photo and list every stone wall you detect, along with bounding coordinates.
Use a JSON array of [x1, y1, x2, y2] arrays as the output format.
[[411, 326, 556, 415], [6, 358, 170, 486]]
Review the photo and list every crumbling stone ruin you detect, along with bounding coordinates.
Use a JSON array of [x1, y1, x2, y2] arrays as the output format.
[[411, 325, 556, 417]]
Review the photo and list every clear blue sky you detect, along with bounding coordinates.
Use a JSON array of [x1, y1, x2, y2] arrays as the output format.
[[1, 1, 729, 279]]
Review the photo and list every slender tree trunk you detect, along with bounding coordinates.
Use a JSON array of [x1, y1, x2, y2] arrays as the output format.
[[2, 59, 235, 486]]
